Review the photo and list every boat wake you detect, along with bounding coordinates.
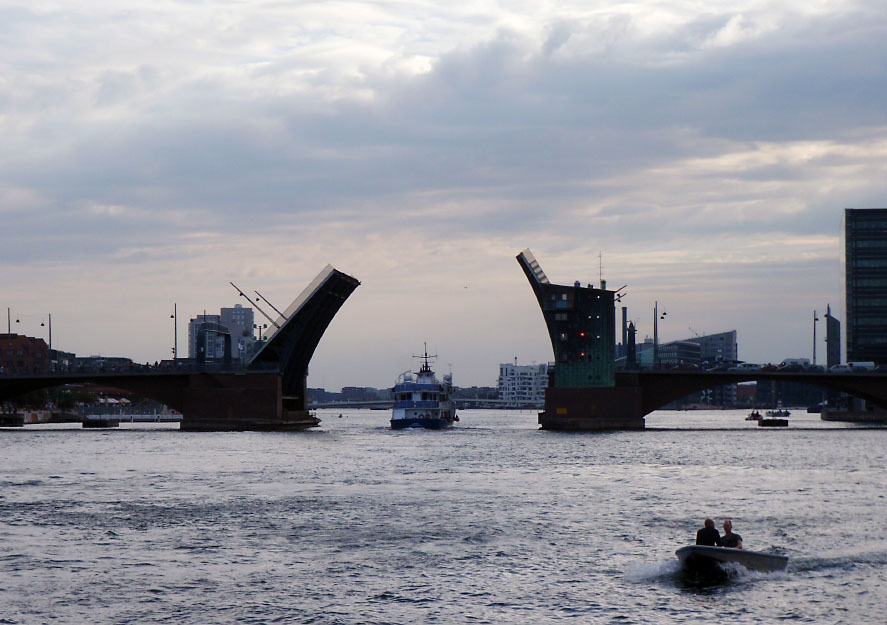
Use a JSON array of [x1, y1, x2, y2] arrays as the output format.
[[789, 548, 887, 573], [624, 559, 681, 583], [625, 558, 789, 587]]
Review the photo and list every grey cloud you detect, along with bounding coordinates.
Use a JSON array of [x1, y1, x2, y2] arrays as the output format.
[[3, 4, 886, 266]]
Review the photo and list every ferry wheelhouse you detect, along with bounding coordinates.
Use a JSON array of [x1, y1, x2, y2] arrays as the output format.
[[391, 348, 457, 430]]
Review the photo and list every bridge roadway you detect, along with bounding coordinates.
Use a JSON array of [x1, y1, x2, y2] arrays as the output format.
[[0, 364, 317, 431], [309, 398, 520, 410], [4, 368, 885, 431], [0, 366, 239, 413], [542, 369, 887, 430]]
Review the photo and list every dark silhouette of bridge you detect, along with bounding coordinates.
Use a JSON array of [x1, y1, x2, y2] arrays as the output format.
[[541, 370, 887, 430], [0, 265, 359, 431], [517, 248, 887, 430]]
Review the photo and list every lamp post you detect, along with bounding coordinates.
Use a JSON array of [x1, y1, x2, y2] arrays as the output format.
[[170, 303, 177, 362], [653, 301, 667, 369], [38, 314, 51, 350], [812, 309, 819, 365]]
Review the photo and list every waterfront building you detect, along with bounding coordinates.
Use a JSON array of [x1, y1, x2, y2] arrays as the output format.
[[221, 304, 255, 361], [638, 340, 701, 368], [0, 334, 50, 374], [50, 349, 75, 372], [188, 314, 222, 360], [845, 208, 887, 365], [682, 330, 738, 365], [188, 305, 257, 363], [825, 305, 841, 369], [497, 361, 548, 407]]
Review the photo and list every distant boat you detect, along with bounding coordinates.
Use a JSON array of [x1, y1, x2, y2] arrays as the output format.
[[766, 409, 791, 417], [746, 410, 762, 421], [676, 545, 788, 573], [390, 345, 458, 430], [759, 418, 788, 427]]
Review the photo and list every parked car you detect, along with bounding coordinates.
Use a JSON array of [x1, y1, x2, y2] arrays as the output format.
[[829, 364, 852, 373], [780, 358, 811, 369], [728, 363, 761, 372], [777, 363, 805, 372]]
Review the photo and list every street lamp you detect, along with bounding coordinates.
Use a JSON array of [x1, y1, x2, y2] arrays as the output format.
[[812, 309, 819, 365], [653, 301, 667, 369], [170, 303, 177, 362]]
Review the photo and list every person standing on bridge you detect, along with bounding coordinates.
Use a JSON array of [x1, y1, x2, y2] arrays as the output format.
[[696, 518, 722, 546], [721, 519, 743, 549]]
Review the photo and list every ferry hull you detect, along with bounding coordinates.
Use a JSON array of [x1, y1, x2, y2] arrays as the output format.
[[391, 417, 454, 430]]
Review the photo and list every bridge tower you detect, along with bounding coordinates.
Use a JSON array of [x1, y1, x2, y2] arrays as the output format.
[[517, 250, 644, 430]]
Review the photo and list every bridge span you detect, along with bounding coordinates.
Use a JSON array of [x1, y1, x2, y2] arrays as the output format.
[[540, 369, 887, 431], [1, 265, 360, 431]]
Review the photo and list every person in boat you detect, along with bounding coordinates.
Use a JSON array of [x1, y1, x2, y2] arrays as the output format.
[[696, 518, 722, 546], [721, 519, 743, 549]]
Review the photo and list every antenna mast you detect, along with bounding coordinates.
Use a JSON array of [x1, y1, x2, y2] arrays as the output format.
[[230, 282, 280, 329]]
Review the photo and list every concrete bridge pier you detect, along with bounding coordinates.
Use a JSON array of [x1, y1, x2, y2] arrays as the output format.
[[539, 386, 646, 430], [180, 372, 320, 431]]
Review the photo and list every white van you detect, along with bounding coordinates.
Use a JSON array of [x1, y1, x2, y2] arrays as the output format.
[[848, 361, 876, 372]]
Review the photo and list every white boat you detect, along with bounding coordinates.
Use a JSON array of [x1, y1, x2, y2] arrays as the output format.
[[390, 346, 458, 430], [676, 545, 788, 572]]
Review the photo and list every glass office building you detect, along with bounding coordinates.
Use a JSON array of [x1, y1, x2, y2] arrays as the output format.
[[845, 208, 887, 365]]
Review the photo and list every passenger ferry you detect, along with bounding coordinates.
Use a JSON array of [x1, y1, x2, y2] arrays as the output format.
[[391, 347, 458, 430]]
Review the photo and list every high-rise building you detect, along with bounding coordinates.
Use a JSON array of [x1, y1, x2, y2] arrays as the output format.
[[221, 304, 256, 361], [683, 330, 738, 365], [188, 314, 222, 360], [824, 304, 841, 369], [845, 208, 887, 365], [188, 305, 258, 363], [498, 362, 548, 406]]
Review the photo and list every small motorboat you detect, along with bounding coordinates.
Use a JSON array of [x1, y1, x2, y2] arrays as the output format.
[[676, 545, 788, 573], [746, 410, 762, 421]]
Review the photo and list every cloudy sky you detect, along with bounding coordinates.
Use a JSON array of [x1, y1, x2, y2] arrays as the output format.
[[2, 1, 886, 389]]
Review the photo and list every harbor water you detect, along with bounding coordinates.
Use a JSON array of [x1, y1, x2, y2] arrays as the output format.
[[1, 409, 885, 624]]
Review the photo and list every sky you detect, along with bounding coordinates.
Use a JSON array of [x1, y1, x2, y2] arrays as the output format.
[[2, 1, 886, 390]]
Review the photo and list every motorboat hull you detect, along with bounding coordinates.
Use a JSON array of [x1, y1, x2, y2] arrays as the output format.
[[676, 545, 788, 572]]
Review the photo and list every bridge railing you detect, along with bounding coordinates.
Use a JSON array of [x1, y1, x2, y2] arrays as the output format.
[[0, 360, 281, 378]]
